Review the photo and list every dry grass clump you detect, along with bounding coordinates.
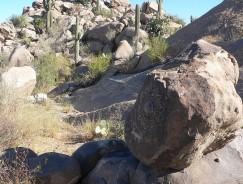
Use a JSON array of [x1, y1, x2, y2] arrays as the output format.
[[0, 151, 36, 184], [0, 114, 18, 151], [0, 90, 69, 153]]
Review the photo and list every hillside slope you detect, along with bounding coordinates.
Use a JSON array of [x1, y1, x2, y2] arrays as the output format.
[[167, 0, 243, 97]]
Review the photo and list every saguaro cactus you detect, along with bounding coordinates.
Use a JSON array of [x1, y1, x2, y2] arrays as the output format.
[[75, 15, 82, 65], [135, 4, 140, 39], [158, 0, 163, 19], [96, 0, 100, 13], [43, 0, 55, 32]]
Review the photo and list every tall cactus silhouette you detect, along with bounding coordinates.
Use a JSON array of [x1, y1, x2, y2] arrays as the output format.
[[43, 0, 55, 32], [75, 15, 82, 65], [158, 0, 163, 19], [96, 0, 100, 13], [135, 4, 140, 38]]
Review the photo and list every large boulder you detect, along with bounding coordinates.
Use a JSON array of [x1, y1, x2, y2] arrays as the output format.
[[19, 27, 37, 40], [157, 129, 243, 184], [110, 0, 130, 8], [28, 152, 81, 184], [166, 0, 243, 98], [1, 66, 36, 96], [128, 129, 243, 184], [142, 1, 166, 14], [82, 148, 139, 184], [0, 22, 16, 40], [83, 22, 124, 52], [114, 40, 134, 60], [72, 139, 127, 180], [9, 46, 34, 66], [115, 27, 148, 48], [112, 55, 140, 74], [32, 0, 43, 9], [125, 40, 242, 170], [0, 147, 37, 166], [83, 22, 124, 44]]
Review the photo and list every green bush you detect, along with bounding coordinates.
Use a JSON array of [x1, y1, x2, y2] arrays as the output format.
[[146, 15, 185, 36], [85, 53, 112, 81], [32, 18, 46, 30], [0, 54, 10, 68], [146, 36, 168, 64], [20, 35, 31, 45], [145, 16, 170, 36], [34, 53, 72, 92], [10, 15, 28, 28]]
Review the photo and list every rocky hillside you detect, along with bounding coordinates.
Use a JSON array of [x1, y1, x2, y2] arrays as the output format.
[[1, 0, 243, 184], [0, 0, 185, 122], [167, 0, 243, 97]]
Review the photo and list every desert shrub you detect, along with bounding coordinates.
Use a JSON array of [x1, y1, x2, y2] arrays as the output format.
[[146, 36, 168, 64], [80, 53, 111, 85], [0, 89, 70, 152], [0, 54, 10, 68], [10, 15, 28, 28], [145, 16, 170, 36], [94, 8, 113, 19], [0, 150, 36, 184], [0, 114, 18, 151], [34, 53, 72, 92], [19, 34, 31, 45], [146, 15, 185, 36], [32, 17, 46, 30], [88, 53, 111, 78]]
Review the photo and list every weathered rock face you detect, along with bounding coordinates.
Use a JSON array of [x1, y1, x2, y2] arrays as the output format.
[[69, 67, 158, 113], [115, 27, 148, 48], [114, 40, 134, 60], [1, 66, 36, 96], [142, 1, 166, 14], [82, 148, 139, 184], [166, 0, 243, 98], [83, 22, 124, 51], [28, 152, 81, 184], [0, 147, 37, 166], [125, 40, 242, 170], [9, 46, 34, 66], [0, 22, 16, 40], [156, 129, 243, 184], [72, 139, 127, 180], [110, 0, 130, 8]]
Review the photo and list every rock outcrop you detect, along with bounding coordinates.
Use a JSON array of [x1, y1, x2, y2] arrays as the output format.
[[83, 22, 125, 52], [72, 139, 127, 180], [125, 40, 242, 170], [9, 46, 34, 66], [28, 152, 81, 184], [167, 0, 243, 98], [1, 66, 36, 96], [68, 66, 159, 122]]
